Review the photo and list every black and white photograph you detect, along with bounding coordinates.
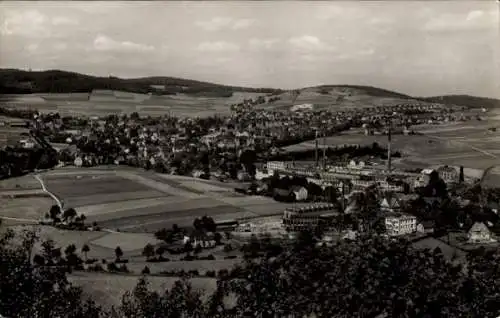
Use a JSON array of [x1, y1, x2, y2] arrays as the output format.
[[0, 1, 499, 317]]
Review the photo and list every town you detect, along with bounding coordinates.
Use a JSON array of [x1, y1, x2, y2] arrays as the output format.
[[1, 1, 500, 317]]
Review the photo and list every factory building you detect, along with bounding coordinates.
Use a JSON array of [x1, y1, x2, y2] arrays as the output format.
[[282, 204, 339, 232]]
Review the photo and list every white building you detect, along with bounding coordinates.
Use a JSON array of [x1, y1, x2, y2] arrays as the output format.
[[200, 132, 221, 146], [385, 214, 417, 236], [467, 222, 496, 244], [291, 103, 313, 112], [291, 186, 308, 201], [266, 161, 290, 174]]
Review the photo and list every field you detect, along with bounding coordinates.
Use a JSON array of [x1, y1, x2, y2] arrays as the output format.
[[68, 272, 221, 309], [0, 197, 53, 220], [33, 168, 311, 234], [284, 120, 500, 172], [256, 87, 424, 112], [1, 91, 266, 118], [0, 174, 42, 191], [0, 115, 29, 146]]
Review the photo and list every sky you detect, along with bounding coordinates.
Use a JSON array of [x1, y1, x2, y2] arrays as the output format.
[[0, 1, 499, 98]]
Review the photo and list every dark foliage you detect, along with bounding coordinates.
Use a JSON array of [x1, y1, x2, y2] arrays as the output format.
[[0, 69, 280, 95]]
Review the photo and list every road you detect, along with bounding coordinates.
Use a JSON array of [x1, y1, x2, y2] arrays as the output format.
[[34, 174, 63, 209]]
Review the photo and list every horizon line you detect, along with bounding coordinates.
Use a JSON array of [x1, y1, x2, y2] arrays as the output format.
[[2, 67, 499, 100]]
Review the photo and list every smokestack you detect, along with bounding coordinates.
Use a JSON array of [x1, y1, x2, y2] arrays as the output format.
[[387, 126, 392, 172], [323, 132, 327, 170], [315, 130, 319, 168]]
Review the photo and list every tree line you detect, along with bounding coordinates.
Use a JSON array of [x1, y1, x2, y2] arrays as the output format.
[[1, 221, 499, 317]]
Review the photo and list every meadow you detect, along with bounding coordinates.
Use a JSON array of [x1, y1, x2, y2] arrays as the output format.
[[29, 168, 307, 235], [1, 91, 266, 118], [284, 121, 500, 171]]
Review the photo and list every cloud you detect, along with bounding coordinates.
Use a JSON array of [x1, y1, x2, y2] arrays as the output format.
[[289, 35, 334, 52], [316, 6, 344, 21], [51, 16, 78, 26], [248, 38, 280, 50], [197, 41, 240, 52], [232, 19, 254, 30], [0, 9, 49, 37], [195, 17, 255, 31], [25, 43, 39, 52], [53, 43, 68, 51], [92, 34, 154, 52], [423, 10, 496, 32]]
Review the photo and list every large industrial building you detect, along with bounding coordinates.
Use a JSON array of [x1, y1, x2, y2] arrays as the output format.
[[282, 204, 339, 232]]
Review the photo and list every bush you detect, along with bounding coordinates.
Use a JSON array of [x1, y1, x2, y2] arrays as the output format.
[[88, 264, 104, 272], [188, 270, 199, 276], [218, 269, 229, 278], [115, 259, 129, 264], [119, 264, 129, 273], [85, 258, 98, 264], [182, 254, 196, 261], [224, 255, 237, 260], [223, 244, 233, 252], [205, 270, 216, 277], [106, 262, 118, 272]]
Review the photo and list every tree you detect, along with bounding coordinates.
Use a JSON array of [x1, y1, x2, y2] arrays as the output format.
[[49, 204, 61, 222], [64, 244, 77, 256], [0, 228, 104, 317], [142, 244, 155, 261], [115, 246, 123, 261], [194, 244, 203, 255], [119, 277, 205, 318], [193, 218, 203, 231], [172, 223, 180, 233], [82, 244, 90, 261], [155, 246, 166, 259], [155, 228, 174, 244], [63, 208, 77, 222], [141, 266, 150, 275], [213, 232, 222, 245], [41, 239, 56, 264], [33, 254, 45, 266]]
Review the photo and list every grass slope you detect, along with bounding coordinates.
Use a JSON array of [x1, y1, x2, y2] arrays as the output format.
[[421, 95, 500, 109]]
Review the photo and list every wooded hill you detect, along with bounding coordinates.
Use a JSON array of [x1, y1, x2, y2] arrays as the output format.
[[1, 69, 498, 108], [0, 69, 281, 96]]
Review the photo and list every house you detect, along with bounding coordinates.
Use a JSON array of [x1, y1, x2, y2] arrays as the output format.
[[291, 186, 308, 201], [421, 168, 435, 185], [488, 202, 499, 215], [437, 165, 458, 185], [384, 214, 417, 236], [380, 196, 401, 213], [348, 160, 365, 169], [200, 132, 221, 147], [417, 220, 435, 234], [74, 156, 83, 167], [467, 222, 496, 244]]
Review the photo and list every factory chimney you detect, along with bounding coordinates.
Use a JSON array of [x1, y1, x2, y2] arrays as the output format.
[[322, 132, 327, 170], [387, 126, 392, 172], [315, 130, 319, 168]]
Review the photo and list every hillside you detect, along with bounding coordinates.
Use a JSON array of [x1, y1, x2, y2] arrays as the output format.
[[421, 95, 500, 110], [1, 69, 498, 110], [0, 69, 281, 97]]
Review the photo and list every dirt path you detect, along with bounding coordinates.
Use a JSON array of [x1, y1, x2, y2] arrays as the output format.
[[34, 174, 63, 209]]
